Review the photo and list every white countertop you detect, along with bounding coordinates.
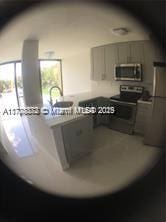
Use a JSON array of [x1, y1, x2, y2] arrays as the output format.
[[44, 92, 153, 128], [137, 99, 152, 105], [43, 91, 115, 128], [58, 91, 114, 104]]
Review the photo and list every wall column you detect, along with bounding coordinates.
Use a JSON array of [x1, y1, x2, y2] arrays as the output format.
[[22, 40, 42, 106]]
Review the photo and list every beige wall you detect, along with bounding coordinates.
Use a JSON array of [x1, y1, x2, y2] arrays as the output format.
[[62, 50, 91, 95], [91, 80, 153, 95]]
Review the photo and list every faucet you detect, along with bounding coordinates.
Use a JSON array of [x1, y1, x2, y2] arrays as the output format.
[[49, 85, 63, 106]]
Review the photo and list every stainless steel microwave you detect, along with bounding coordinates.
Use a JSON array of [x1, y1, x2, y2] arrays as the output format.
[[114, 63, 142, 81]]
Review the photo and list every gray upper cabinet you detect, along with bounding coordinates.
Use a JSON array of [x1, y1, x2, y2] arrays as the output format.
[[91, 41, 145, 81], [117, 41, 144, 64], [130, 41, 144, 63], [105, 44, 118, 81], [117, 42, 130, 64], [91, 46, 105, 81], [91, 40, 164, 84]]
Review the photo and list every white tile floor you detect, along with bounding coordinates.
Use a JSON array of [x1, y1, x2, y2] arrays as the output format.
[[2, 124, 162, 198], [66, 126, 162, 196]]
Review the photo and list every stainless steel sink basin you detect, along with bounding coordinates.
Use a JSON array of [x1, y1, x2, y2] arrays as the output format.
[[53, 101, 73, 108]]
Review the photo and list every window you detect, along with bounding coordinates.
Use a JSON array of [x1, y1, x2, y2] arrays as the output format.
[[0, 61, 25, 114], [16, 62, 24, 107], [40, 60, 62, 106], [0, 63, 18, 109], [0, 59, 63, 110]]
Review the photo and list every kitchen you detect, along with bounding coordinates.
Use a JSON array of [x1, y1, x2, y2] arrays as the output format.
[[0, 2, 165, 198]]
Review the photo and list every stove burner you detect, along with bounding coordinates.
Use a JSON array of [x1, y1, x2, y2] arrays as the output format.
[[110, 85, 144, 104]]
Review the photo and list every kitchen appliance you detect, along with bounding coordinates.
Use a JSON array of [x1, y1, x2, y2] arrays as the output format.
[[110, 85, 144, 134], [114, 63, 142, 81], [144, 62, 166, 147]]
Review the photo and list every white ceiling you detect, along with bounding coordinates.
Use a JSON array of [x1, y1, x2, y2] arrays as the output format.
[[0, 1, 149, 63]]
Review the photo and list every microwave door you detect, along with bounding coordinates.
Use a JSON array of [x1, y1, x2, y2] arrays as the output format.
[[115, 65, 135, 80], [115, 64, 142, 81]]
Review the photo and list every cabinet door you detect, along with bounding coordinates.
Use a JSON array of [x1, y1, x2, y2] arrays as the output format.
[[134, 103, 152, 135], [105, 44, 118, 81], [79, 98, 99, 128], [91, 46, 105, 80], [130, 41, 144, 63], [143, 41, 156, 84], [62, 116, 93, 164], [117, 42, 130, 64], [97, 97, 110, 125]]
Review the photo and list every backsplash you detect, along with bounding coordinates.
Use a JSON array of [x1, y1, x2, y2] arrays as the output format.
[[91, 80, 153, 96]]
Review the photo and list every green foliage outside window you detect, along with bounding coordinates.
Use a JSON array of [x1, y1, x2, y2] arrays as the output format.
[[41, 63, 62, 98]]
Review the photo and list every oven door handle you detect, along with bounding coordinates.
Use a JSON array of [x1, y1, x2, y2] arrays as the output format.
[[110, 99, 137, 106]]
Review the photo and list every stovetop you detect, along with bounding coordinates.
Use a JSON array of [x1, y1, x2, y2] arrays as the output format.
[[110, 85, 144, 104], [110, 94, 140, 103]]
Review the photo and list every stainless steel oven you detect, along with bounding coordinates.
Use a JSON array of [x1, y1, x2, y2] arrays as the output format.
[[109, 85, 144, 134], [114, 63, 142, 81], [110, 99, 137, 123], [109, 99, 137, 134]]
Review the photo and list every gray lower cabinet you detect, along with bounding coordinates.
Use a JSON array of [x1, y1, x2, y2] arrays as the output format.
[[134, 102, 152, 135], [79, 98, 99, 127], [61, 116, 93, 165], [79, 97, 111, 127], [97, 97, 111, 125]]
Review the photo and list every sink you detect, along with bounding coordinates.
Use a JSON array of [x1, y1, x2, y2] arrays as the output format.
[[53, 101, 73, 108]]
